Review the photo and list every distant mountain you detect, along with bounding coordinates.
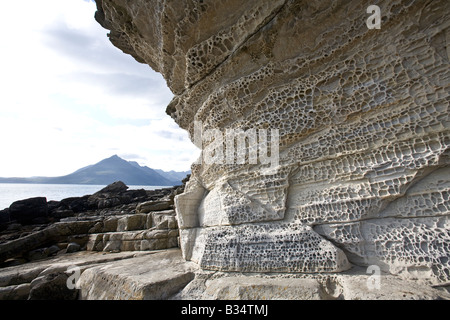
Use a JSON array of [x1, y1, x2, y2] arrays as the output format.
[[154, 169, 190, 183], [0, 155, 187, 186]]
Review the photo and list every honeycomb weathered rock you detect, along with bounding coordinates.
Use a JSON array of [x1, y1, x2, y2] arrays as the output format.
[[95, 0, 450, 283]]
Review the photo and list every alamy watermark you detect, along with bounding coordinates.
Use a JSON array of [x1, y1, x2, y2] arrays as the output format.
[[366, 5, 381, 29], [66, 265, 81, 290], [193, 121, 279, 174], [366, 265, 381, 290]]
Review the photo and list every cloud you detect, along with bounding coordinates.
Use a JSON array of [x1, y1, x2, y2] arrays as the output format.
[[64, 72, 167, 101], [119, 153, 147, 161], [41, 17, 151, 76], [0, 0, 197, 177]]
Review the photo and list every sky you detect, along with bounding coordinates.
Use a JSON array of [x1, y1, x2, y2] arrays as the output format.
[[0, 0, 199, 177]]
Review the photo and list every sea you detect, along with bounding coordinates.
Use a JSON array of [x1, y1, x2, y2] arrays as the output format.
[[0, 183, 170, 210]]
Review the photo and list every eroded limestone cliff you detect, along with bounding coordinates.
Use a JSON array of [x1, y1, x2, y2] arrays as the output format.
[[94, 0, 450, 284]]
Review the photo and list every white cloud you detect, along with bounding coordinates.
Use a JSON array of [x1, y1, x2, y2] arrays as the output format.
[[0, 0, 198, 177]]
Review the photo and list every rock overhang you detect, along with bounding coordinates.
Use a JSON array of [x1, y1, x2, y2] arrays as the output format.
[[94, 0, 450, 282]]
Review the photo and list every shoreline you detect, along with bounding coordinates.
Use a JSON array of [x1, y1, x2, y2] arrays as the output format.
[[0, 180, 186, 267], [0, 182, 178, 211]]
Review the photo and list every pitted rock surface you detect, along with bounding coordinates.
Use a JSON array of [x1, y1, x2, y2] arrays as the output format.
[[95, 0, 450, 283]]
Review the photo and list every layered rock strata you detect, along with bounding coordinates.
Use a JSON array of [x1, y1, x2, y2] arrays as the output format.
[[95, 0, 450, 283], [0, 182, 184, 265], [2, 248, 450, 300]]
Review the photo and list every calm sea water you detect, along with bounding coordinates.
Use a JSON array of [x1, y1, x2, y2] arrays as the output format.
[[0, 183, 169, 210]]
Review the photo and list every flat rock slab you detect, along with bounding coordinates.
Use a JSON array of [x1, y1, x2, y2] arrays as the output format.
[[78, 249, 198, 300], [204, 277, 325, 300], [0, 251, 153, 288], [174, 268, 450, 300]]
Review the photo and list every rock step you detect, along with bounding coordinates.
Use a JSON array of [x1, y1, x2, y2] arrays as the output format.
[[87, 229, 179, 252], [62, 210, 177, 233], [82, 210, 179, 253], [0, 251, 158, 300], [0, 210, 178, 264], [78, 249, 197, 300]]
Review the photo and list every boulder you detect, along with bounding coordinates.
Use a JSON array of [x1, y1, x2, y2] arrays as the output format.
[[26, 244, 60, 261], [94, 181, 128, 195], [0, 209, 10, 229], [102, 217, 118, 232], [48, 202, 77, 220], [28, 272, 78, 300], [150, 210, 178, 230], [66, 242, 81, 253], [67, 196, 90, 213], [116, 214, 147, 232], [9, 197, 48, 225], [136, 200, 172, 213], [26, 248, 48, 261], [45, 245, 60, 257], [54, 196, 93, 213], [96, 197, 121, 209], [123, 189, 148, 202], [83, 182, 135, 210]]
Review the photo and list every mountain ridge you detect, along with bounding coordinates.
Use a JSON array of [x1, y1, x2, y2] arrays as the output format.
[[0, 155, 189, 186]]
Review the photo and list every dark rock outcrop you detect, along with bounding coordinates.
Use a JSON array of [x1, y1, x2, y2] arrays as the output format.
[[9, 197, 48, 225], [0, 209, 9, 230], [94, 181, 128, 194]]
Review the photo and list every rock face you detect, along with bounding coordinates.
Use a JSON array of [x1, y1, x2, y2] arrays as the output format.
[[95, 0, 450, 284]]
